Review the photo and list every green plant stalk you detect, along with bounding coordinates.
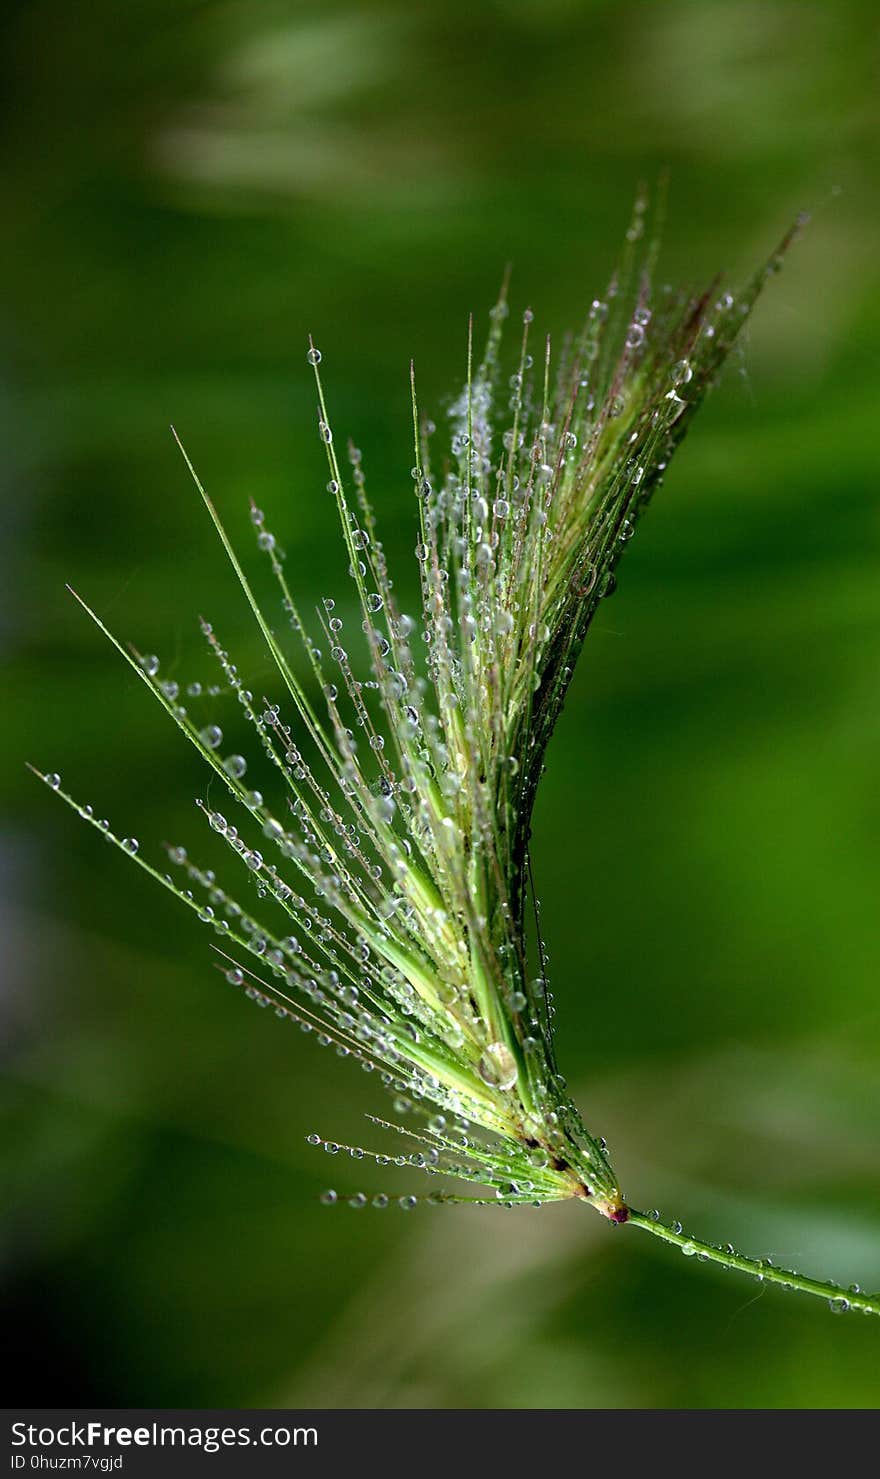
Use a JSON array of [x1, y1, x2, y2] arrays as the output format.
[[627, 1213, 880, 1317]]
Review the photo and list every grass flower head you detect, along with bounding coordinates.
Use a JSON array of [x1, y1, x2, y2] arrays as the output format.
[[34, 201, 880, 1316]]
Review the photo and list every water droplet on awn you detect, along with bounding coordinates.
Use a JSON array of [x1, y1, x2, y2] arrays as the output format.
[[478, 1041, 518, 1091]]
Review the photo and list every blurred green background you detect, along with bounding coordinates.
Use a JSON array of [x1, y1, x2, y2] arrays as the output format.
[[3, 0, 879, 1408]]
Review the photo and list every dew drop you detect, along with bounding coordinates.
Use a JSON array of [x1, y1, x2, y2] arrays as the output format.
[[478, 1041, 518, 1091]]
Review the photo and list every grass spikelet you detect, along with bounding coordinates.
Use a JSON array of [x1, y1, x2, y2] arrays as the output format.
[[33, 200, 880, 1318]]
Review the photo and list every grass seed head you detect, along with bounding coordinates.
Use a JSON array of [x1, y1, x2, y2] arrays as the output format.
[[35, 201, 804, 1223]]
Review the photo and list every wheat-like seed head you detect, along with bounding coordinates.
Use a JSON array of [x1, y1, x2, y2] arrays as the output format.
[[33, 201, 803, 1221]]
